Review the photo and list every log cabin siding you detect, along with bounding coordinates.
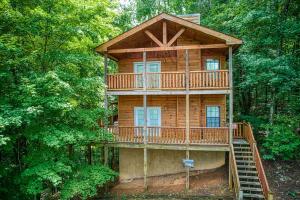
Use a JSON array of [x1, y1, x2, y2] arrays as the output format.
[[117, 37, 227, 73], [118, 95, 226, 128]]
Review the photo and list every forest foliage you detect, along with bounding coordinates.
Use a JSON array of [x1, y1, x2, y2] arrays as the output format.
[[0, 0, 300, 199]]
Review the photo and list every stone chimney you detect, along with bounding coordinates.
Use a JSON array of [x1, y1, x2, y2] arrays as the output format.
[[177, 14, 200, 24]]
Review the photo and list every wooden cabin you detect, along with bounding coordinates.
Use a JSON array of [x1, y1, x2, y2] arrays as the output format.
[[96, 13, 272, 200]]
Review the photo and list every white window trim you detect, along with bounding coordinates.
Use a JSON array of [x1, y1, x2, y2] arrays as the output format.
[[205, 58, 220, 70], [134, 61, 161, 90], [134, 106, 161, 127], [133, 61, 161, 73], [205, 105, 221, 127]]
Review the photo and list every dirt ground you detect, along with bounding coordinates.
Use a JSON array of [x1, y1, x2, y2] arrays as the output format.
[[108, 166, 233, 200], [263, 160, 300, 200]]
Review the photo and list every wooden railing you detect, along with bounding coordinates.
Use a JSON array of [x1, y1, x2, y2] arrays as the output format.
[[189, 70, 229, 89], [107, 70, 229, 90], [242, 123, 273, 200], [147, 72, 185, 89], [233, 122, 244, 138], [108, 126, 229, 145], [190, 127, 229, 144], [230, 144, 243, 200], [107, 73, 143, 90], [147, 127, 186, 144]]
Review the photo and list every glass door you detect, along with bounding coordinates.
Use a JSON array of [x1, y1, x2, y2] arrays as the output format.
[[134, 61, 161, 89]]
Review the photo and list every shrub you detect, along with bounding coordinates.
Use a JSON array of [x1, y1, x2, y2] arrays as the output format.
[[261, 123, 300, 160]]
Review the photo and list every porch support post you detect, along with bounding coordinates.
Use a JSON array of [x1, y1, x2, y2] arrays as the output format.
[[143, 51, 147, 144], [143, 148, 148, 190], [143, 51, 148, 190], [228, 46, 233, 145], [185, 49, 190, 191], [229, 151, 232, 189], [104, 53, 108, 166]]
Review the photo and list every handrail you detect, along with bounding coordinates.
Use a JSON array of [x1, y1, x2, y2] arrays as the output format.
[[107, 126, 230, 145], [243, 123, 273, 200], [107, 70, 229, 90], [230, 144, 243, 200], [233, 122, 244, 138], [190, 69, 229, 72]]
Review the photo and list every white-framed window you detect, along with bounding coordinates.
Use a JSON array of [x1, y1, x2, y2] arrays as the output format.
[[134, 107, 161, 126], [206, 59, 220, 70], [206, 106, 220, 127], [134, 107, 161, 136], [134, 61, 161, 88]]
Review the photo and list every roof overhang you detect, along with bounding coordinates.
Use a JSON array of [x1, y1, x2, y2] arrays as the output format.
[[95, 13, 242, 60]]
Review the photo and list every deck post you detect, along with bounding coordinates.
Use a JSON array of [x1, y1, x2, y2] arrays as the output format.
[[185, 49, 190, 191], [229, 151, 232, 189], [228, 46, 233, 189], [104, 53, 108, 166], [229, 46, 233, 145], [143, 51, 148, 190]]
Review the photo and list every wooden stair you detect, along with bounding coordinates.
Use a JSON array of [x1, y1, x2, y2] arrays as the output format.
[[233, 140, 265, 199]]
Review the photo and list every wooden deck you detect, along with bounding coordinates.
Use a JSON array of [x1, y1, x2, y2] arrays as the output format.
[[108, 126, 230, 145], [107, 70, 229, 91]]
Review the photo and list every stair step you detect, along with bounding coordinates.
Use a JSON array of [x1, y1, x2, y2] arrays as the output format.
[[239, 175, 259, 180], [240, 181, 261, 186], [235, 155, 253, 158], [234, 146, 251, 150], [233, 139, 248, 144], [242, 187, 263, 192], [236, 159, 254, 163], [239, 170, 258, 174], [243, 193, 265, 199], [237, 165, 256, 169], [234, 144, 250, 148], [235, 151, 252, 154]]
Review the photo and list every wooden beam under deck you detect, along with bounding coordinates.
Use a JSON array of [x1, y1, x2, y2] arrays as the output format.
[[105, 142, 230, 151], [107, 44, 228, 54], [107, 90, 231, 96]]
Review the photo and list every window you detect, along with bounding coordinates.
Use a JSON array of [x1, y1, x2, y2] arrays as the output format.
[[134, 61, 161, 89], [134, 107, 161, 136], [206, 59, 220, 70], [206, 106, 220, 127]]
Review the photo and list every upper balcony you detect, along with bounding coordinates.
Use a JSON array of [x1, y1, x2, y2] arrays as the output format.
[[107, 70, 229, 95], [96, 13, 241, 95]]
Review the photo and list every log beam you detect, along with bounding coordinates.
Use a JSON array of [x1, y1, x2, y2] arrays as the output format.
[[229, 46, 233, 145], [167, 28, 185, 46], [108, 44, 228, 54], [163, 21, 167, 45], [185, 49, 190, 191], [145, 30, 163, 47]]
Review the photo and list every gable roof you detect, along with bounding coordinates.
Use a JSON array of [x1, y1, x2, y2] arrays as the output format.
[[96, 12, 242, 53]]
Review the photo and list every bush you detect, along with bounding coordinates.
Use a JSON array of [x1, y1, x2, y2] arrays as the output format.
[[261, 115, 300, 160]]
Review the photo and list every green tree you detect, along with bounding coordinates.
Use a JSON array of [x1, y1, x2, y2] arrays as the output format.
[[0, 0, 119, 199]]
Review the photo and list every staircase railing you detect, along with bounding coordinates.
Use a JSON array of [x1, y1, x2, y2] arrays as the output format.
[[243, 122, 273, 200], [230, 144, 243, 200]]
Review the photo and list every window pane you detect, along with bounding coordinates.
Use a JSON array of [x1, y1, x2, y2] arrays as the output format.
[[135, 107, 161, 127], [206, 59, 219, 70], [206, 106, 220, 127]]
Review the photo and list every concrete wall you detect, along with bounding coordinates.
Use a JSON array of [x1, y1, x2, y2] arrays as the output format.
[[119, 148, 225, 181]]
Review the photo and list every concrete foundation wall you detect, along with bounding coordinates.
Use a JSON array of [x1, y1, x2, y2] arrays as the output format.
[[119, 148, 225, 181]]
